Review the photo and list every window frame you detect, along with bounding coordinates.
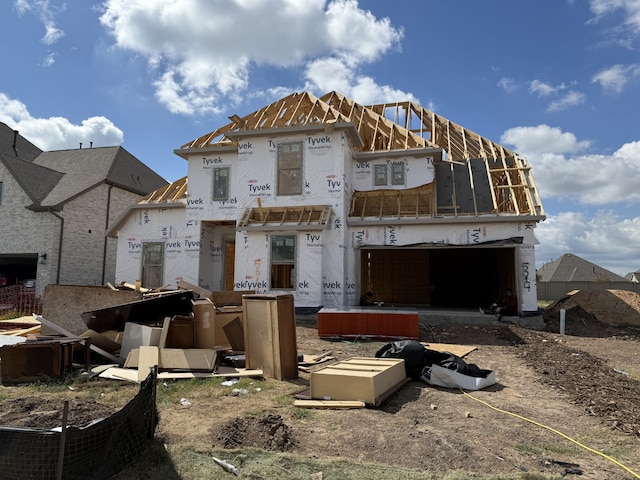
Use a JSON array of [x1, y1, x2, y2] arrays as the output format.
[[374, 164, 388, 186], [141, 242, 164, 288], [391, 162, 405, 185], [212, 166, 230, 201], [270, 234, 296, 290], [277, 141, 303, 196]]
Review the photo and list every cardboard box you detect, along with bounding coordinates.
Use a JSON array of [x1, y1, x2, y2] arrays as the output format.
[[160, 315, 195, 349], [421, 364, 495, 391], [310, 357, 406, 405], [193, 299, 243, 349]]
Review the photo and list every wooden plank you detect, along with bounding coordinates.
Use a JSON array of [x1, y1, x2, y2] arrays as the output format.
[[34, 315, 122, 364], [99, 366, 263, 382], [293, 399, 365, 409], [138, 346, 159, 382]]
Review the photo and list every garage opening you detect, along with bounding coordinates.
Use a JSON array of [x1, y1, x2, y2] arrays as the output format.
[[360, 246, 516, 308], [0, 254, 38, 287]]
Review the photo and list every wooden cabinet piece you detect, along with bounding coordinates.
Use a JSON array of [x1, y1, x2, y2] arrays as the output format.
[[242, 294, 297, 380]]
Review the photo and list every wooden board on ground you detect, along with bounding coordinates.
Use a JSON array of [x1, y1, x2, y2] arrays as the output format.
[[294, 399, 365, 409], [422, 343, 477, 358], [98, 365, 263, 382]]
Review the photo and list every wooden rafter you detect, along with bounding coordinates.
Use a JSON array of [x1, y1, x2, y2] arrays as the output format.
[[178, 91, 544, 219]]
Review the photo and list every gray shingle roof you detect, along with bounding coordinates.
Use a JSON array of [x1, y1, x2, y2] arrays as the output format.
[[0, 121, 42, 161], [33, 146, 167, 207], [1, 121, 167, 208], [537, 253, 628, 282]]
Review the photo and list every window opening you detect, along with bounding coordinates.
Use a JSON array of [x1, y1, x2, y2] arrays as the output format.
[[391, 162, 405, 185], [374, 164, 387, 186], [271, 235, 295, 289], [213, 167, 229, 200], [277, 142, 303, 195]]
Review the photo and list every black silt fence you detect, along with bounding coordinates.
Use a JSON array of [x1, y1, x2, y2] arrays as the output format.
[[0, 369, 157, 480]]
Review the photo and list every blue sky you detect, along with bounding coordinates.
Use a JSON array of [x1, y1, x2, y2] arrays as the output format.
[[2, 0, 640, 277]]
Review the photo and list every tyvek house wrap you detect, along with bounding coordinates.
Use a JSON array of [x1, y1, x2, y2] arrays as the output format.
[[114, 205, 199, 289], [232, 133, 349, 308]]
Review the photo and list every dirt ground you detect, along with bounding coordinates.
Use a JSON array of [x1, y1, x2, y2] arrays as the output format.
[[1, 289, 640, 479]]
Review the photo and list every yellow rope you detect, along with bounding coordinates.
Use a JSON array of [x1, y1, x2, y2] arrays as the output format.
[[462, 390, 640, 479]]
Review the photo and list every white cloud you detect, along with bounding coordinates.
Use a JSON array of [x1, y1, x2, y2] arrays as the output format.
[[303, 56, 418, 105], [497, 77, 516, 93], [592, 63, 640, 93], [503, 125, 640, 205], [529, 80, 557, 97], [501, 124, 590, 155], [0, 93, 123, 150], [13, 0, 65, 45], [536, 211, 640, 276], [41, 51, 56, 67], [529, 80, 585, 111], [589, 0, 640, 34], [547, 90, 586, 111], [99, 0, 406, 114]]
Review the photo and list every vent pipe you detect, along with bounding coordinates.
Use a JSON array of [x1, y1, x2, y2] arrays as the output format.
[[79, 142, 82, 149], [12, 130, 18, 148]]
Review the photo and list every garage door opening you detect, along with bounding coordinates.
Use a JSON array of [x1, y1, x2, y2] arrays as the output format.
[[0, 254, 38, 287], [360, 246, 515, 308]]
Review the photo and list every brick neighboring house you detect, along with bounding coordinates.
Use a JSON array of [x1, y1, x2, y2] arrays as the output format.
[[109, 91, 547, 313], [0, 122, 168, 296]]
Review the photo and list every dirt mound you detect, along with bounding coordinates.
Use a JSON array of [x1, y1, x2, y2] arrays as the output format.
[[213, 414, 296, 452], [0, 397, 116, 429], [546, 289, 640, 327]]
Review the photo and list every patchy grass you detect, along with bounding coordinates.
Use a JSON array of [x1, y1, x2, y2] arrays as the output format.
[[120, 445, 564, 480]]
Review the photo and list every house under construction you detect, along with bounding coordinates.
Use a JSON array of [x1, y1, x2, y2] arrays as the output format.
[[109, 91, 545, 312]]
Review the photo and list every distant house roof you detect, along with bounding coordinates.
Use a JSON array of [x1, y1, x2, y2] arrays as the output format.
[[33, 146, 167, 208], [537, 253, 628, 282], [625, 271, 640, 283], [0, 121, 42, 161], [1, 121, 168, 210]]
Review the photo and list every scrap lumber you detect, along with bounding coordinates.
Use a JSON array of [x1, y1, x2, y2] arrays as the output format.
[[137, 346, 159, 382], [98, 366, 263, 382], [293, 399, 365, 409], [33, 314, 122, 364]]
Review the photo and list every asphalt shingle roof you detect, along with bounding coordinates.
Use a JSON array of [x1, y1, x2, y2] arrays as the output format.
[[0, 121, 168, 209], [537, 253, 628, 282], [0, 121, 42, 162]]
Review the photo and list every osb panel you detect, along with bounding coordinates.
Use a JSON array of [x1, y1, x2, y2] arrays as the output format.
[[42, 285, 140, 335]]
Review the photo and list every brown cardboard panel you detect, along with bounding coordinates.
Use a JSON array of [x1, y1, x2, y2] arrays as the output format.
[[193, 299, 216, 348], [164, 315, 195, 349], [222, 316, 244, 351], [1, 343, 62, 383]]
